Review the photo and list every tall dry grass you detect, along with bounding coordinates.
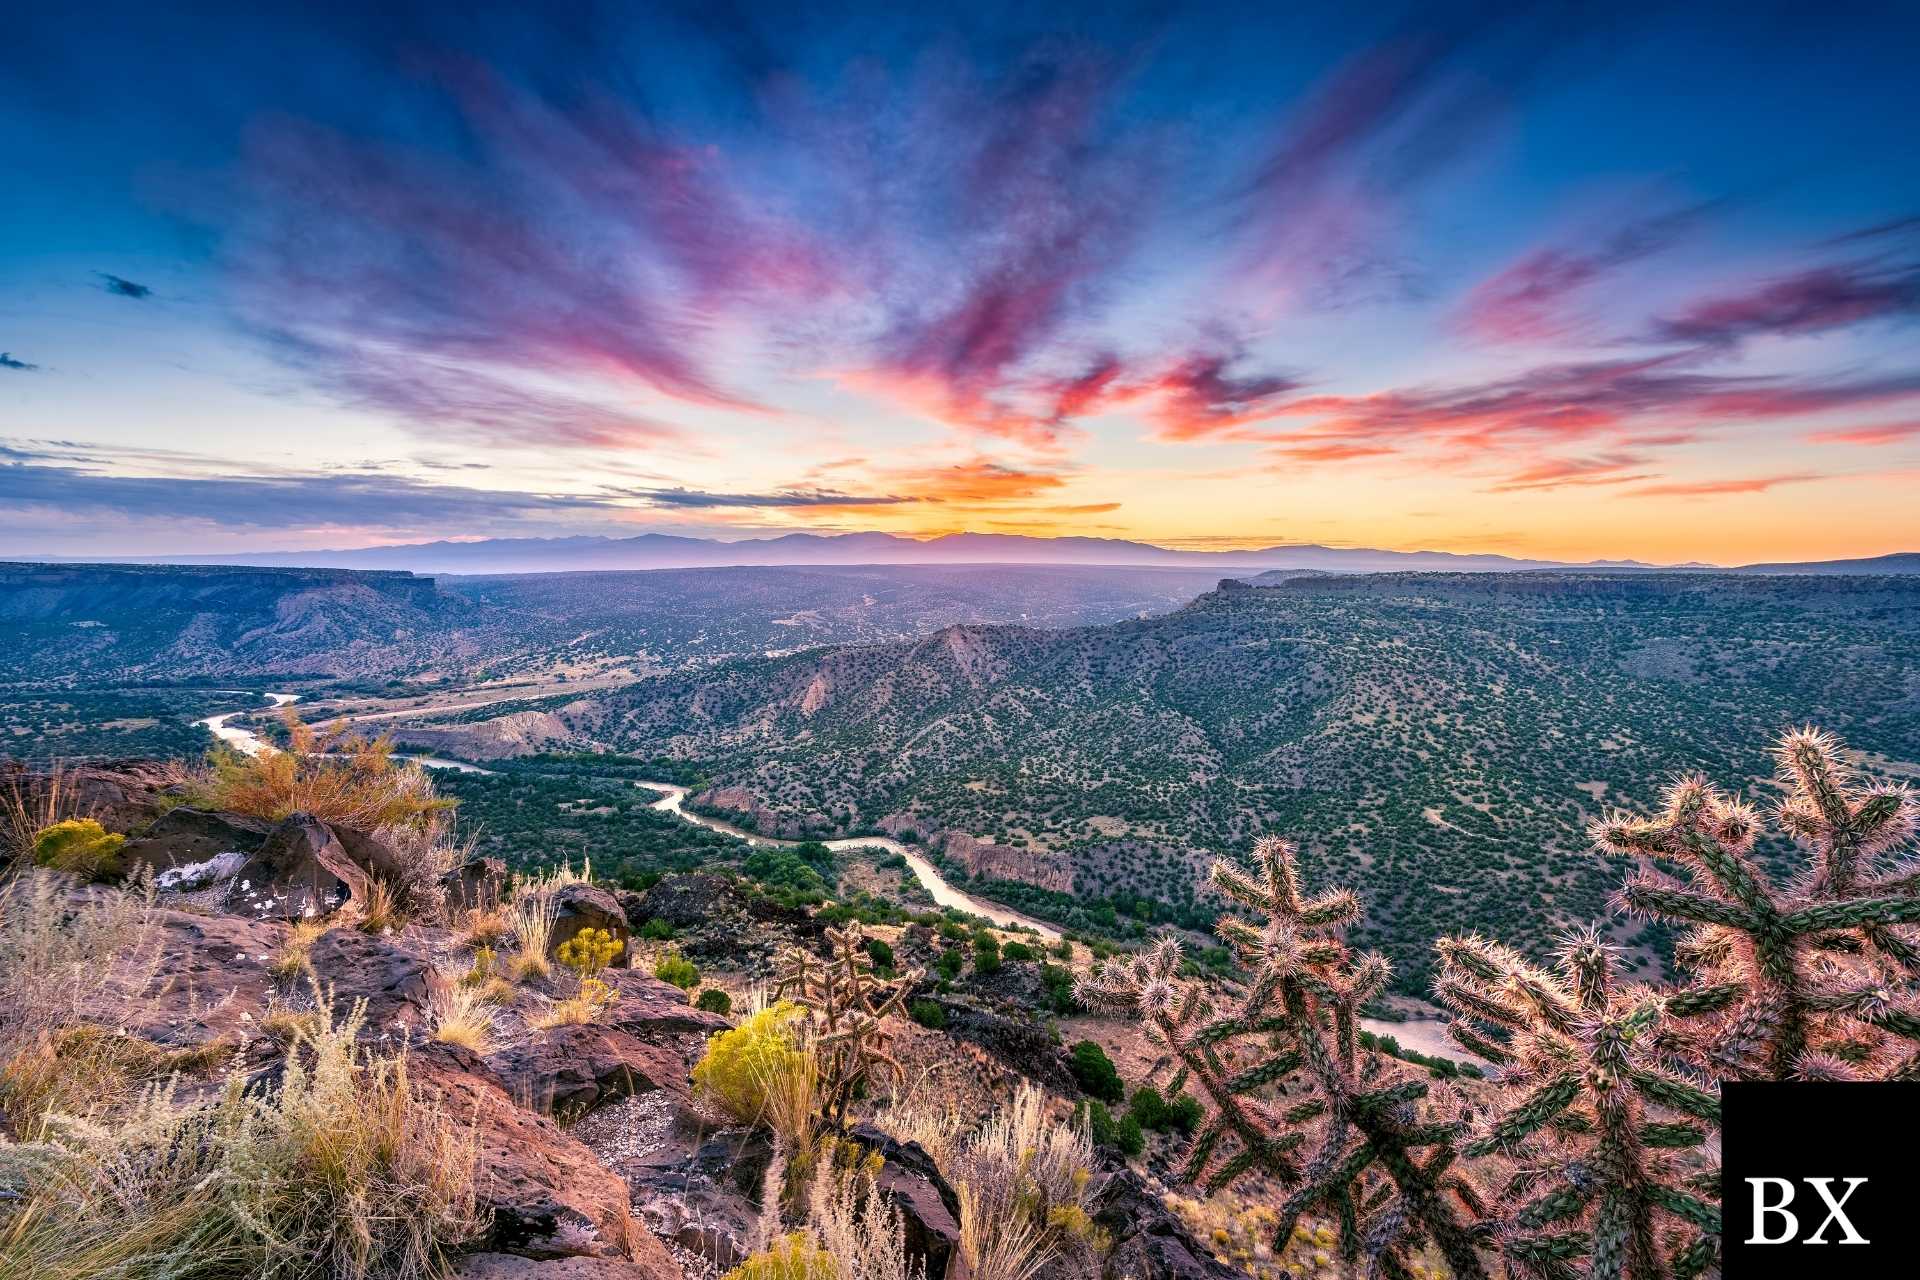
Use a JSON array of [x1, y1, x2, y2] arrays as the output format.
[[1, 762, 93, 862], [942, 1084, 1097, 1280], [0, 998, 482, 1280]]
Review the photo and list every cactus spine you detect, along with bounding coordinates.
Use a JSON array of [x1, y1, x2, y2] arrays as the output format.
[[1079, 836, 1491, 1280], [1589, 728, 1920, 1079], [1435, 928, 1721, 1280]]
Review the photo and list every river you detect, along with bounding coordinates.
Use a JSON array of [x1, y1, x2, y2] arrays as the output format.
[[195, 691, 1473, 1060]]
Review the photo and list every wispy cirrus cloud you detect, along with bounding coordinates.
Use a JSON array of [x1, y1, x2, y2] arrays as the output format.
[[97, 272, 152, 299], [1486, 452, 1654, 492], [1651, 260, 1920, 348], [1456, 200, 1718, 343], [1625, 472, 1823, 498], [616, 486, 918, 510], [0, 352, 38, 372], [1805, 420, 1920, 446]]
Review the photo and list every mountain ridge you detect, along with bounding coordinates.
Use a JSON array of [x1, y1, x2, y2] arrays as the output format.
[[27, 529, 1904, 575]]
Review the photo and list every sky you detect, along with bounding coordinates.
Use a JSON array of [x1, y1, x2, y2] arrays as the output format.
[[3, 0, 1919, 566]]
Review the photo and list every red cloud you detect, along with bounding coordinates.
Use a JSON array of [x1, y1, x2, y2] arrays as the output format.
[[1806, 420, 1920, 446], [1626, 473, 1822, 498]]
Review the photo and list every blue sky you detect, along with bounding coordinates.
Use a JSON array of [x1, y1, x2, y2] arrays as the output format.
[[3, 0, 1919, 563]]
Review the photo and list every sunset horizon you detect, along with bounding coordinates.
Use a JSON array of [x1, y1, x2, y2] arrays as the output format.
[[6, 1, 1919, 566]]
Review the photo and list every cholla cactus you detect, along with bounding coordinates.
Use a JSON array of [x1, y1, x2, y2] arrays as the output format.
[[1079, 836, 1491, 1280], [1590, 727, 1920, 1079], [1435, 928, 1721, 1280], [774, 921, 919, 1124]]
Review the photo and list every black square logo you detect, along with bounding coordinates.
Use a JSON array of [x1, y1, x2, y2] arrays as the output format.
[[1723, 1082, 1920, 1277]]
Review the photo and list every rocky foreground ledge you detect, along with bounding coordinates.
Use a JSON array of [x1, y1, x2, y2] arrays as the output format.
[[1, 760, 1235, 1280]]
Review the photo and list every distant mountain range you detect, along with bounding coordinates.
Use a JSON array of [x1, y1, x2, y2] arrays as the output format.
[[7, 530, 1758, 575], [22, 531, 1916, 576]]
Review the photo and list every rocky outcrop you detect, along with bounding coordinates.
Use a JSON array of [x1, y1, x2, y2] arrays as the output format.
[[0, 759, 182, 840], [306, 927, 440, 1035], [1091, 1170, 1242, 1280], [225, 814, 368, 919], [930, 1000, 1074, 1093], [118, 807, 273, 877], [846, 1125, 963, 1280], [934, 830, 1073, 894], [107, 904, 285, 1050], [444, 855, 509, 913], [413, 1055, 642, 1261], [549, 882, 632, 965], [604, 971, 732, 1040], [496, 1023, 689, 1117], [625, 872, 820, 968], [455, 1253, 680, 1280]]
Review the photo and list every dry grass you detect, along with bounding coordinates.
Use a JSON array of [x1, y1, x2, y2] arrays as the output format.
[[269, 919, 328, 980], [525, 976, 613, 1030], [1, 762, 93, 861], [805, 1157, 924, 1280], [0, 997, 482, 1280], [460, 907, 512, 949], [870, 1068, 964, 1170], [474, 977, 518, 1006], [943, 1083, 1096, 1280], [0, 1025, 230, 1138], [356, 879, 404, 934], [429, 983, 500, 1055]]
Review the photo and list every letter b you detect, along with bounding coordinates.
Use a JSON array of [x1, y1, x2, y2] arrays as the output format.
[[1747, 1177, 1799, 1245]]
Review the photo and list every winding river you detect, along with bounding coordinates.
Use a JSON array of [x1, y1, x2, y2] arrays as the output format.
[[196, 691, 1472, 1060]]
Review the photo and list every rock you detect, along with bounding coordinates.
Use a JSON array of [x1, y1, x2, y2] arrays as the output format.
[[846, 1125, 963, 1280], [605, 972, 731, 1040], [226, 814, 366, 919], [1092, 1169, 1241, 1280], [622, 1118, 774, 1269], [496, 1023, 690, 1117], [154, 849, 250, 893], [550, 882, 632, 966], [414, 1058, 641, 1260], [454, 1252, 680, 1280], [444, 855, 509, 913], [105, 903, 284, 1049], [628, 873, 819, 968], [936, 1001, 1074, 1093], [306, 926, 440, 1036], [119, 807, 274, 878], [0, 760, 184, 838]]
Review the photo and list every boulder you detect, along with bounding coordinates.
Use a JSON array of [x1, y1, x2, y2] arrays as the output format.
[[549, 882, 631, 965], [0, 759, 183, 837], [444, 855, 509, 913], [119, 807, 273, 878], [414, 1058, 641, 1261], [605, 972, 731, 1040], [846, 1125, 963, 1280], [306, 926, 440, 1037], [1092, 1169, 1242, 1280], [454, 1252, 680, 1280], [496, 1023, 690, 1117], [225, 814, 367, 919]]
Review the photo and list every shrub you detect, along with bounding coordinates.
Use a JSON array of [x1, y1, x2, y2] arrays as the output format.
[[935, 949, 965, 980], [721, 1232, 839, 1280], [31, 818, 126, 880], [865, 937, 895, 969], [909, 999, 947, 1029], [950, 1082, 1096, 1280], [696, 987, 733, 1015], [1114, 1112, 1145, 1158], [692, 1000, 811, 1130], [196, 714, 453, 833], [655, 950, 700, 990], [1067, 1040, 1122, 1103], [1000, 941, 1035, 963], [557, 926, 623, 977], [461, 908, 511, 949], [638, 917, 676, 941], [1128, 1084, 1166, 1130], [973, 948, 1001, 975]]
